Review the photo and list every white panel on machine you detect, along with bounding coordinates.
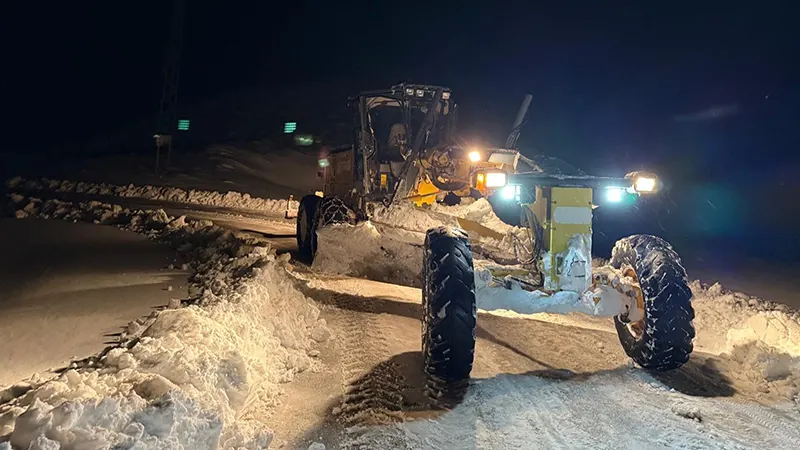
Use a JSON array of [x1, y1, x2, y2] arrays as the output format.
[[553, 206, 592, 224]]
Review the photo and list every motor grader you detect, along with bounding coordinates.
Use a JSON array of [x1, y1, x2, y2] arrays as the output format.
[[296, 84, 695, 392]]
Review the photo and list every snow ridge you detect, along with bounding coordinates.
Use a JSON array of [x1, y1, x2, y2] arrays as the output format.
[[1, 194, 330, 449], [7, 176, 299, 215]]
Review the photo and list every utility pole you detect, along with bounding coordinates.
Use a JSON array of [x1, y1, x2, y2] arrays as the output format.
[[154, 0, 185, 175]]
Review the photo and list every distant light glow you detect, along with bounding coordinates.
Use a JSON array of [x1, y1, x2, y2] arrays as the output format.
[[294, 134, 314, 146], [318, 158, 329, 168]]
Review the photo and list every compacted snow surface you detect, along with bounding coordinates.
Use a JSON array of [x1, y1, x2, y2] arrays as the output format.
[[350, 370, 800, 450]]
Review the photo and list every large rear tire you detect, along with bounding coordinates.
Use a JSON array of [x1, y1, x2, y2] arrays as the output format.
[[611, 235, 695, 371], [422, 227, 477, 393], [296, 195, 321, 261]]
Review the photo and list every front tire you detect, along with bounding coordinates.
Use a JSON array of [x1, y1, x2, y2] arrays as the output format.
[[611, 235, 695, 371], [422, 227, 477, 392]]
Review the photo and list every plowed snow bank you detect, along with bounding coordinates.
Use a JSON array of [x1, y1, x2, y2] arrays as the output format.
[[7, 176, 298, 215], [313, 222, 423, 287], [373, 199, 525, 260], [690, 281, 800, 399], [691, 281, 800, 357], [1, 195, 330, 448], [313, 199, 526, 286]]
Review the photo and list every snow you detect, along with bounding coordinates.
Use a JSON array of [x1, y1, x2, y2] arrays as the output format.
[[691, 281, 800, 358], [7, 177, 298, 215], [689, 282, 800, 399], [474, 278, 633, 318], [1, 195, 330, 448], [313, 200, 529, 287], [313, 222, 423, 287], [373, 199, 527, 261], [7, 178, 800, 447], [347, 369, 800, 449], [543, 233, 592, 292], [429, 198, 515, 236], [5, 393, 222, 450], [491, 279, 800, 402]]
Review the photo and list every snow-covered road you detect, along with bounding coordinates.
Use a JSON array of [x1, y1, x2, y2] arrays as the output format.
[[3, 179, 800, 449], [0, 219, 188, 388], [264, 270, 800, 449]]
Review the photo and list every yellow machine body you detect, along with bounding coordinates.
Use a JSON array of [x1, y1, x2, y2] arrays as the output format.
[[525, 186, 594, 289], [407, 149, 516, 206]]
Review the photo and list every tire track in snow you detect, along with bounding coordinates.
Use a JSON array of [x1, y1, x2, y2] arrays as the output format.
[[326, 292, 408, 442]]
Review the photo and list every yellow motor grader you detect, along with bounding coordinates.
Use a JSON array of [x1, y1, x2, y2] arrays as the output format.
[[296, 84, 695, 392]]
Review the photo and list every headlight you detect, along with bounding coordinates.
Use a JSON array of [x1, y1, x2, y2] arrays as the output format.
[[634, 176, 657, 193], [442, 91, 451, 100], [485, 172, 507, 188], [605, 187, 624, 203], [468, 151, 481, 162], [501, 185, 521, 201], [415, 89, 424, 97], [405, 88, 414, 96]]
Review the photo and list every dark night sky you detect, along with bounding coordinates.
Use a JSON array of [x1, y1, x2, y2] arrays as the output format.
[[5, 1, 798, 180], [2, 1, 798, 260]]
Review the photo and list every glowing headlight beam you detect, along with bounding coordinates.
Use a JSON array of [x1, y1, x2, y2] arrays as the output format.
[[468, 151, 481, 162], [634, 176, 657, 193], [606, 188, 624, 203], [485, 172, 507, 188], [501, 185, 522, 201]]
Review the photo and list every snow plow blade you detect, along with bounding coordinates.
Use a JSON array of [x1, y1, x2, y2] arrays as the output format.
[[454, 217, 505, 241]]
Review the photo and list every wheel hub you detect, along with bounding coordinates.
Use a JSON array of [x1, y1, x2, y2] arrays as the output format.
[[621, 266, 646, 340]]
